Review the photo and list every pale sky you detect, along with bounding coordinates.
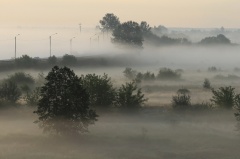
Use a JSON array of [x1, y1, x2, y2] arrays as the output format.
[[0, 0, 240, 28]]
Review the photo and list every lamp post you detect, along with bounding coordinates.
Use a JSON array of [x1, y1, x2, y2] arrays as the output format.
[[15, 34, 20, 60], [49, 33, 57, 57], [90, 33, 97, 46], [70, 37, 75, 54]]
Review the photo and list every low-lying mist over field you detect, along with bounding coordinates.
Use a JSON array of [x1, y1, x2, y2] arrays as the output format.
[[1, 9, 240, 159]]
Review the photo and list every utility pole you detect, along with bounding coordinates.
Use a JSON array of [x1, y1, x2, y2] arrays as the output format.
[[15, 34, 20, 60], [49, 33, 57, 57], [70, 37, 75, 54]]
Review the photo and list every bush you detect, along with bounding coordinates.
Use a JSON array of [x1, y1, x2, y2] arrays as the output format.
[[81, 73, 116, 108], [115, 82, 147, 111], [157, 68, 181, 80], [172, 90, 191, 110], [34, 66, 98, 135], [123, 67, 137, 80], [211, 86, 235, 109], [24, 87, 41, 106], [177, 88, 190, 94], [190, 102, 213, 111], [0, 80, 21, 103], [61, 54, 77, 66], [48, 55, 58, 65], [203, 78, 211, 89], [15, 55, 38, 68], [6, 72, 35, 85], [208, 66, 218, 72]]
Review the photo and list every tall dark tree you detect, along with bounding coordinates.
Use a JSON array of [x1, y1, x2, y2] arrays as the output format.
[[140, 21, 151, 35], [99, 13, 120, 32], [34, 66, 98, 135], [112, 21, 143, 47]]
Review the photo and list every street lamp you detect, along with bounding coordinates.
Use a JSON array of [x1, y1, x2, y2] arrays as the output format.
[[15, 34, 20, 60], [90, 33, 97, 46], [70, 37, 75, 54], [49, 33, 57, 57]]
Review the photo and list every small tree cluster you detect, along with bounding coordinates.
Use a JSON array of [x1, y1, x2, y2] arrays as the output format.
[[0, 80, 21, 104], [172, 88, 191, 110], [157, 68, 181, 80], [203, 78, 211, 89], [81, 73, 116, 108]]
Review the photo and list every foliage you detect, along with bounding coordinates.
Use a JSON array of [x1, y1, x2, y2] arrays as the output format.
[[190, 102, 213, 111], [15, 55, 38, 68], [157, 68, 181, 80], [200, 34, 231, 45], [6, 72, 35, 85], [234, 94, 240, 130], [208, 66, 218, 72], [112, 21, 143, 47], [172, 91, 191, 110], [81, 73, 116, 108], [99, 13, 120, 31], [115, 82, 147, 111], [123, 67, 137, 80], [177, 88, 190, 94], [0, 80, 21, 103], [34, 66, 98, 135], [140, 21, 151, 35], [203, 78, 211, 89], [61, 54, 77, 66], [48, 55, 58, 65], [24, 87, 41, 106], [211, 86, 235, 109]]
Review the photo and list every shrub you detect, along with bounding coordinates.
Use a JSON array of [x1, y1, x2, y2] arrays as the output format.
[[211, 86, 235, 109], [190, 102, 213, 111], [34, 66, 98, 135], [208, 66, 218, 72], [177, 88, 190, 94], [48, 55, 58, 65], [123, 67, 137, 80], [115, 82, 147, 111], [0, 80, 21, 103], [15, 55, 38, 68], [6, 72, 35, 85], [172, 91, 191, 110], [157, 68, 181, 80], [61, 54, 77, 66], [81, 73, 116, 108], [203, 78, 211, 89], [24, 87, 41, 106]]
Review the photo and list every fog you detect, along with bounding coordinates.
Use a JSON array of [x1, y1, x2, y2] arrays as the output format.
[[0, 107, 240, 159], [1, 25, 240, 159]]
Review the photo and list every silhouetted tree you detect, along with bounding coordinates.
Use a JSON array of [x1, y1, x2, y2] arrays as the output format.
[[61, 54, 77, 66], [15, 55, 38, 68], [0, 80, 21, 103], [115, 82, 147, 111], [34, 66, 98, 135], [140, 21, 151, 35], [112, 21, 143, 47], [48, 55, 57, 65], [200, 34, 231, 45], [81, 73, 116, 108], [99, 13, 120, 32], [211, 86, 235, 109]]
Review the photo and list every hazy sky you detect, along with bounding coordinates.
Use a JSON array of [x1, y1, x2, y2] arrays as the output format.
[[1, 0, 240, 28]]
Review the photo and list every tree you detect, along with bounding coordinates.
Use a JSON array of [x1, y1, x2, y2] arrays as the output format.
[[48, 55, 57, 65], [61, 54, 77, 66], [115, 82, 147, 111], [15, 54, 38, 68], [211, 86, 235, 109], [112, 21, 143, 47], [0, 80, 21, 103], [81, 73, 116, 108], [200, 34, 231, 45], [203, 78, 211, 89], [172, 90, 191, 110], [99, 13, 120, 32], [123, 67, 137, 80], [34, 66, 98, 135], [140, 21, 151, 35]]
